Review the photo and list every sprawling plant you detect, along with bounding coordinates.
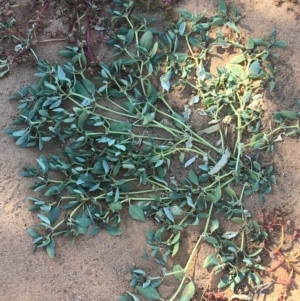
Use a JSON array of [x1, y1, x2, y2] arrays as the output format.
[[4, 0, 300, 300]]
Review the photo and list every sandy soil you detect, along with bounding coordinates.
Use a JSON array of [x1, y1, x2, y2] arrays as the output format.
[[1, 0, 300, 300]]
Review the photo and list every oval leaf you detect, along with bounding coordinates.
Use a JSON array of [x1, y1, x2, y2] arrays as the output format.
[[179, 281, 195, 301], [140, 31, 153, 51], [136, 286, 160, 300], [129, 205, 145, 222], [46, 238, 56, 258]]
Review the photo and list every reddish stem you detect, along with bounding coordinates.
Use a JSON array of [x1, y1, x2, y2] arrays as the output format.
[[85, 18, 95, 64], [38, 0, 50, 15]]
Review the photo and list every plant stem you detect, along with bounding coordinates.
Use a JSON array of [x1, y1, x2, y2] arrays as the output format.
[[167, 201, 214, 301]]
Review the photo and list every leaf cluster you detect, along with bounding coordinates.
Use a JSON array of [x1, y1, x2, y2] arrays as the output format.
[[3, 0, 296, 300]]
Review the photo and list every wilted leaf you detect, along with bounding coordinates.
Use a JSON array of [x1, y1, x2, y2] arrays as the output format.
[[208, 148, 230, 175], [222, 231, 239, 239], [184, 157, 196, 168]]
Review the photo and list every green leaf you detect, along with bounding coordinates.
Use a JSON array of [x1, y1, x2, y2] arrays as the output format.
[[188, 169, 199, 186], [172, 112, 186, 130], [206, 193, 216, 203], [179, 281, 195, 301], [126, 291, 140, 301], [231, 217, 244, 225], [172, 242, 179, 256], [270, 80, 276, 92], [179, 9, 193, 20], [129, 205, 145, 222], [224, 187, 236, 198], [142, 112, 156, 125], [82, 78, 95, 96], [58, 49, 76, 58], [229, 54, 245, 64], [247, 36, 255, 49], [78, 110, 88, 130], [205, 236, 219, 247], [274, 110, 298, 121], [242, 89, 252, 104], [123, 163, 135, 170], [103, 160, 110, 174], [49, 206, 60, 224], [105, 226, 123, 236], [57, 65, 69, 82], [218, 0, 227, 15], [37, 158, 46, 171], [234, 270, 246, 285], [218, 276, 230, 289], [222, 231, 238, 239], [119, 296, 131, 301], [46, 238, 56, 258], [136, 286, 160, 300], [45, 185, 60, 197], [173, 264, 183, 281], [248, 248, 263, 258], [251, 133, 264, 145], [152, 176, 168, 186], [110, 122, 132, 133], [109, 202, 122, 211], [203, 254, 219, 268], [140, 31, 153, 51], [125, 28, 135, 46], [171, 232, 181, 245], [253, 161, 261, 171], [248, 61, 261, 77], [74, 79, 90, 98], [38, 214, 50, 225], [89, 226, 100, 237], [178, 21, 186, 36], [186, 195, 194, 208], [213, 185, 222, 202], [226, 21, 240, 33], [44, 81, 57, 91], [210, 17, 225, 27], [170, 205, 184, 215], [269, 175, 276, 184], [76, 216, 92, 228], [210, 219, 219, 233], [149, 42, 158, 58], [163, 207, 175, 223], [27, 228, 41, 239], [273, 41, 288, 48], [16, 131, 29, 146]]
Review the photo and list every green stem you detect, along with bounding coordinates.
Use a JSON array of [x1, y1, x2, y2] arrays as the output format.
[[95, 103, 136, 119], [167, 201, 214, 301], [52, 218, 66, 231]]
